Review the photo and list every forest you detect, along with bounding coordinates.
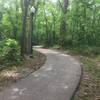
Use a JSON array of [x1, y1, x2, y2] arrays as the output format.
[[0, 0, 100, 58], [0, 0, 100, 100]]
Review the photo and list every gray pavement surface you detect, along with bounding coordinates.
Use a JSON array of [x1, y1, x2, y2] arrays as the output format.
[[0, 48, 81, 100]]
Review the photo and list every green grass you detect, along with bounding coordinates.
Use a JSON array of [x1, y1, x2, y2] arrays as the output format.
[[74, 55, 100, 100], [81, 57, 100, 79]]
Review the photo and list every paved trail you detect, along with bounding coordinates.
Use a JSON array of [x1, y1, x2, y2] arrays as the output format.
[[0, 48, 81, 100]]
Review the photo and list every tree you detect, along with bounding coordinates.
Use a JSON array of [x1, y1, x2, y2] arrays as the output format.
[[59, 0, 69, 47], [21, 0, 29, 57], [27, 5, 35, 56]]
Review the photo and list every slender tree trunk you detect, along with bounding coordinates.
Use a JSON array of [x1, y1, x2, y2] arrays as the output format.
[[44, 7, 49, 46], [14, 0, 19, 40], [28, 13, 34, 56], [52, 12, 56, 44], [59, 0, 69, 47], [21, 0, 29, 57]]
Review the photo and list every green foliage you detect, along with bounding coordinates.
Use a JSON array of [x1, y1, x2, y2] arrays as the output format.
[[0, 39, 21, 66], [33, 0, 100, 54], [0, 0, 99, 58], [69, 45, 100, 56]]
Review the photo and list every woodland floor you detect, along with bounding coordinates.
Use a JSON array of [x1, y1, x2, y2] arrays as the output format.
[[74, 55, 100, 100], [0, 51, 46, 92]]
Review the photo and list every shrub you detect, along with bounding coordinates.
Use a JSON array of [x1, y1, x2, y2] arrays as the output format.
[[0, 39, 21, 66], [73, 45, 100, 56]]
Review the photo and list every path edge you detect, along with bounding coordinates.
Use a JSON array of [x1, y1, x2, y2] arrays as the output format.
[[70, 63, 83, 100]]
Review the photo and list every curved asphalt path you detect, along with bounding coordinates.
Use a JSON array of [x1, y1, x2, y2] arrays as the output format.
[[0, 48, 81, 100]]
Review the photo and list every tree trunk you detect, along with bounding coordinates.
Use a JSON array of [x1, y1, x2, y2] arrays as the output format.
[[27, 13, 34, 56], [21, 0, 29, 57], [59, 0, 69, 47]]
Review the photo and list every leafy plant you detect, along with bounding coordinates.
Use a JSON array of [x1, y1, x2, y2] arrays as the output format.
[[0, 39, 21, 66]]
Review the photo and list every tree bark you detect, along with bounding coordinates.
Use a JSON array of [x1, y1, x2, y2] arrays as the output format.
[[59, 0, 69, 47], [27, 13, 34, 56], [21, 0, 29, 57]]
